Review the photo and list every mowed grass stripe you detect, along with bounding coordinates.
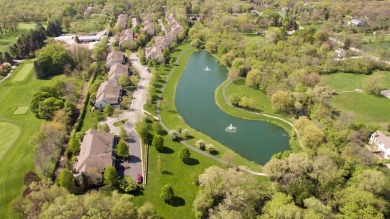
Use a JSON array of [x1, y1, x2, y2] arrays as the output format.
[[0, 122, 21, 161], [12, 63, 33, 82]]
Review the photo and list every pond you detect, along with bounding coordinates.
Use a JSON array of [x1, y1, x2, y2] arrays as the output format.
[[175, 50, 289, 165]]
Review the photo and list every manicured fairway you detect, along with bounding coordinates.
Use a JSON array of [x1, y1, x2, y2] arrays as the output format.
[[13, 106, 29, 115], [0, 122, 21, 162], [12, 63, 33, 82], [322, 71, 390, 91]]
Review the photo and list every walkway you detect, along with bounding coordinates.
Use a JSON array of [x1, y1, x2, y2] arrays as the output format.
[[221, 80, 304, 149], [156, 48, 267, 177]]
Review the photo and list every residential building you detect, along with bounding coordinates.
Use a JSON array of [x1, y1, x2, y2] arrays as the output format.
[[95, 81, 122, 110], [105, 50, 125, 68], [119, 29, 134, 46], [108, 63, 129, 82], [370, 131, 390, 159], [145, 46, 164, 62], [74, 129, 116, 174], [117, 14, 128, 29]]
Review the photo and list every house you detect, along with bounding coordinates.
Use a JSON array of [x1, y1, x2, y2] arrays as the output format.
[[95, 81, 122, 110], [117, 14, 128, 29], [370, 131, 390, 159], [119, 29, 134, 46], [335, 48, 346, 58], [145, 46, 164, 62], [105, 50, 125, 68], [74, 129, 116, 174], [131, 17, 138, 27], [347, 19, 365, 27], [143, 23, 155, 35], [108, 63, 129, 82]]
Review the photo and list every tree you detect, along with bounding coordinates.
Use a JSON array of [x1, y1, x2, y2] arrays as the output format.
[[67, 136, 80, 155], [58, 169, 75, 192], [118, 75, 130, 87], [104, 104, 114, 116], [303, 197, 332, 219], [271, 90, 293, 113], [116, 140, 130, 159], [137, 202, 159, 219], [4, 51, 13, 63], [98, 124, 110, 133], [137, 122, 149, 143], [119, 176, 138, 193], [196, 140, 206, 150], [349, 169, 386, 195], [245, 69, 262, 89], [152, 135, 164, 152], [160, 184, 174, 204], [179, 147, 190, 162], [228, 93, 241, 106], [343, 38, 351, 50], [168, 130, 179, 141], [182, 129, 190, 139], [302, 124, 324, 149], [104, 166, 119, 187], [119, 127, 130, 141], [363, 73, 384, 94]]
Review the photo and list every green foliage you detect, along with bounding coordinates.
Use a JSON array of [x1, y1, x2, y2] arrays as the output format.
[[119, 127, 130, 141], [137, 121, 150, 143], [67, 135, 80, 155], [116, 140, 130, 159], [119, 176, 138, 193], [160, 184, 174, 204], [58, 169, 75, 192], [34, 42, 73, 78], [168, 130, 179, 141], [104, 104, 114, 116], [104, 166, 118, 187], [152, 135, 164, 152], [271, 90, 293, 113], [178, 147, 190, 162]]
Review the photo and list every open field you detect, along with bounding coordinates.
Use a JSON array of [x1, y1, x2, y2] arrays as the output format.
[[0, 22, 38, 52], [13, 106, 29, 115], [0, 61, 83, 217], [12, 63, 34, 82], [331, 92, 390, 126], [322, 71, 390, 91]]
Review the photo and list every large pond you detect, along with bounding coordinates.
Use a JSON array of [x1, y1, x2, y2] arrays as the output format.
[[175, 51, 289, 165]]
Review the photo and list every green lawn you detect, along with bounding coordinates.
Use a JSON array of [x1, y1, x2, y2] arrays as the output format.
[[0, 122, 21, 162], [12, 63, 34, 82], [0, 22, 38, 52], [322, 72, 390, 91], [0, 61, 83, 217], [331, 92, 390, 126], [13, 106, 29, 115]]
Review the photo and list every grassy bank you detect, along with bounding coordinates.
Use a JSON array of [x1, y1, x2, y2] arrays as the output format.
[[158, 46, 264, 171], [215, 77, 302, 152]]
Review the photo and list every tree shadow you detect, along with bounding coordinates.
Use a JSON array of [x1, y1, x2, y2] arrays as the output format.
[[184, 158, 199, 166], [131, 186, 144, 196], [159, 146, 174, 154], [171, 196, 185, 207], [183, 135, 194, 140], [161, 170, 173, 175], [210, 150, 219, 156]]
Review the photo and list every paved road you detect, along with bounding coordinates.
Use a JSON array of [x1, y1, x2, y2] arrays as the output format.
[[117, 130, 143, 180], [158, 19, 168, 35]]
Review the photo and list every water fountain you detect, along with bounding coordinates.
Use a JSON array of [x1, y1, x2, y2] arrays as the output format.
[[203, 66, 211, 71], [225, 123, 237, 132]]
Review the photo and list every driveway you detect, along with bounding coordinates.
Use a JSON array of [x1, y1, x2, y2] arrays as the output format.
[[117, 130, 143, 181]]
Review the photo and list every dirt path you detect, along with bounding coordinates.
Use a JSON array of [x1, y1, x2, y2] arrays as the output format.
[[76, 81, 89, 110]]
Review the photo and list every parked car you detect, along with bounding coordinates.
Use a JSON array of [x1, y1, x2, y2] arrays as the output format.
[[136, 173, 143, 184]]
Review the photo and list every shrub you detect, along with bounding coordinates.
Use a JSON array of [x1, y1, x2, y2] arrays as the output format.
[[196, 140, 206, 150]]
